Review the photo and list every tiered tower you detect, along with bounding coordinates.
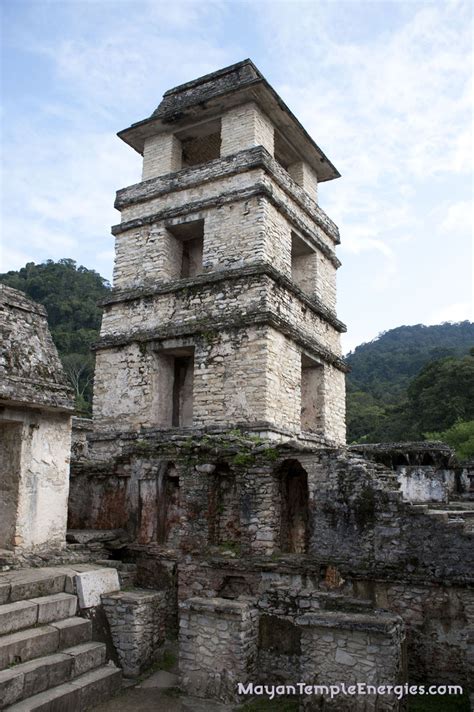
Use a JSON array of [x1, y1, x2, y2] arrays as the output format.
[[93, 60, 346, 445]]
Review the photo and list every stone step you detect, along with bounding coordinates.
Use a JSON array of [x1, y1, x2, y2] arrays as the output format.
[[0, 642, 106, 709], [0, 594, 77, 637], [0, 618, 91, 671], [0, 569, 72, 605], [6, 664, 121, 711]]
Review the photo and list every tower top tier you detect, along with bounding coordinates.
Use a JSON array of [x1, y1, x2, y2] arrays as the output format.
[[118, 59, 340, 183]]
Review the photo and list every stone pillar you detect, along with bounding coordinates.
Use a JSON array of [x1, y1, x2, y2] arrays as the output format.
[[142, 133, 182, 180], [288, 161, 318, 203], [179, 597, 258, 702], [102, 590, 167, 677], [221, 103, 274, 157], [298, 611, 405, 711]]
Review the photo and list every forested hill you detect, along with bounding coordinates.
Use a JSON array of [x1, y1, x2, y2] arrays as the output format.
[[346, 322, 474, 403], [346, 323, 474, 455]]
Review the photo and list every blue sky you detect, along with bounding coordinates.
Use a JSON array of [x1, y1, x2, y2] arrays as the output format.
[[1, 0, 472, 352]]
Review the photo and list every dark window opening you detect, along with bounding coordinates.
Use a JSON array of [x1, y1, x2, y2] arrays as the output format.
[[208, 464, 240, 546], [259, 614, 301, 655], [156, 462, 181, 546], [291, 232, 317, 294], [171, 352, 194, 427], [301, 354, 324, 433], [274, 130, 299, 172], [177, 119, 221, 168], [0, 421, 22, 550], [218, 576, 252, 600], [167, 219, 204, 278]]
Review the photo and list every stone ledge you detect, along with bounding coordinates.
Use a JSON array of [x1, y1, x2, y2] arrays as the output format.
[[114, 145, 340, 244], [180, 596, 252, 616], [113, 178, 340, 265], [93, 309, 348, 372], [99, 263, 346, 333], [296, 610, 402, 635]]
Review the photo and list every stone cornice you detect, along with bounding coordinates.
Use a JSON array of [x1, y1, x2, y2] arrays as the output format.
[[99, 262, 347, 333], [93, 308, 348, 372], [114, 146, 340, 246]]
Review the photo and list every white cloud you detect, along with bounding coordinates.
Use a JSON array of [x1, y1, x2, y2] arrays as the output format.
[[440, 201, 473, 235]]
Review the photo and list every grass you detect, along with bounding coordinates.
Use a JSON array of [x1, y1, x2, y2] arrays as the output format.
[[408, 693, 470, 711], [160, 649, 177, 672]]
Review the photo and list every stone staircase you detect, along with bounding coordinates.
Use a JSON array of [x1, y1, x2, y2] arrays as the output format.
[[0, 567, 121, 710], [409, 501, 474, 535]]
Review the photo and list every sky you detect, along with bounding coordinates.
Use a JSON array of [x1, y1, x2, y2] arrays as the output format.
[[1, 0, 473, 353]]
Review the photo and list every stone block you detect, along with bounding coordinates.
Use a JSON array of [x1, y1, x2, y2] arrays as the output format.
[[6, 681, 81, 712], [51, 618, 91, 649], [75, 568, 120, 608], [64, 641, 106, 677], [0, 667, 24, 708], [0, 583, 10, 605], [9, 570, 66, 603], [0, 600, 38, 636], [71, 665, 121, 710], [0, 626, 59, 670], [20, 653, 73, 698], [30, 593, 77, 624]]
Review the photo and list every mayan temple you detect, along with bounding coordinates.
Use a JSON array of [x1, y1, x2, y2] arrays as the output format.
[[93, 59, 346, 447], [0, 61, 472, 711]]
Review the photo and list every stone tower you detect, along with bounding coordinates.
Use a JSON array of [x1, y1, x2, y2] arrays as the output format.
[[93, 60, 347, 445]]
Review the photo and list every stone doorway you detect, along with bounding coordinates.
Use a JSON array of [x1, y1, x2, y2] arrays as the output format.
[[278, 460, 309, 553], [0, 421, 22, 549]]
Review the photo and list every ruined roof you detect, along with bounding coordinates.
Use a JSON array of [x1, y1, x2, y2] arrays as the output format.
[[118, 59, 340, 183], [0, 285, 75, 412]]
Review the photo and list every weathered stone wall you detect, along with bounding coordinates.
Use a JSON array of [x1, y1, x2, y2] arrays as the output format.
[[7, 408, 72, 552], [299, 613, 404, 711], [94, 321, 344, 442], [142, 133, 182, 180], [287, 161, 318, 204], [352, 579, 474, 687], [221, 102, 274, 157], [179, 597, 258, 702], [99, 272, 343, 355]]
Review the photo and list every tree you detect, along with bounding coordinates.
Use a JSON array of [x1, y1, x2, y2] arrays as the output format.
[[425, 421, 474, 461]]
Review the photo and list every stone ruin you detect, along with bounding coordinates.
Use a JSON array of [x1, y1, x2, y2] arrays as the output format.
[[0, 285, 74, 556], [1, 60, 473, 711]]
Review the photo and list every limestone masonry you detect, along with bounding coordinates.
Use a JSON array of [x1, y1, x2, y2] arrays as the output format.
[[93, 59, 346, 446], [1, 60, 473, 711]]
